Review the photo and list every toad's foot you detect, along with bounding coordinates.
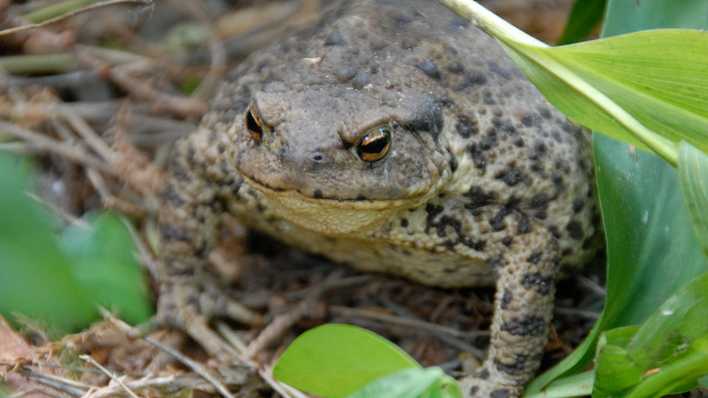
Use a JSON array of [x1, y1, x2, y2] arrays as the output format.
[[156, 273, 262, 361], [459, 368, 523, 398]]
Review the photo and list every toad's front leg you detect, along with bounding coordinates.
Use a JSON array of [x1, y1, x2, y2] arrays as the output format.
[[461, 228, 560, 398], [154, 142, 261, 360]]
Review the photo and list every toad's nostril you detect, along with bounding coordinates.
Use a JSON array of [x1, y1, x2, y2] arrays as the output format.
[[312, 153, 324, 162], [245, 109, 263, 143]]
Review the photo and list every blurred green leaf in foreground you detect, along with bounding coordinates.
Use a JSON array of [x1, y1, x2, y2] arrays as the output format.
[[0, 152, 152, 337]]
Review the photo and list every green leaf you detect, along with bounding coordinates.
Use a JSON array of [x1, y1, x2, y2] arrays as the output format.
[[593, 327, 642, 397], [345, 368, 459, 398], [0, 154, 97, 335], [523, 1, 708, 393], [592, 272, 708, 397], [273, 324, 420, 398], [558, 0, 606, 44], [678, 142, 708, 255], [524, 371, 594, 398], [0, 153, 152, 336], [59, 213, 153, 324]]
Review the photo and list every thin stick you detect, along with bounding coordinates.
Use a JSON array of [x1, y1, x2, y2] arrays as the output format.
[[105, 314, 236, 398], [0, 0, 154, 37], [0, 121, 116, 175], [20, 367, 88, 397], [329, 305, 488, 339], [79, 355, 140, 398]]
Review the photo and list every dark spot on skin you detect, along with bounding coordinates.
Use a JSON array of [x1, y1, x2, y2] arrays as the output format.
[[530, 193, 549, 210], [466, 143, 487, 171], [535, 209, 548, 220], [483, 91, 496, 105], [514, 138, 525, 147], [324, 30, 346, 46], [389, 9, 414, 26], [447, 62, 464, 74], [335, 66, 357, 82], [495, 168, 524, 186], [456, 70, 487, 91], [501, 316, 546, 336], [400, 218, 409, 228], [455, 114, 479, 137], [313, 189, 323, 199], [464, 186, 496, 209], [566, 220, 584, 240], [522, 272, 553, 295], [517, 213, 530, 234], [449, 15, 470, 30], [534, 140, 547, 156], [400, 37, 418, 49], [491, 388, 512, 398], [502, 236, 513, 246], [528, 251, 543, 264], [416, 59, 441, 80], [494, 355, 529, 375], [468, 386, 479, 396], [521, 113, 538, 127], [552, 174, 565, 190], [549, 225, 561, 239], [160, 224, 190, 242], [501, 289, 513, 309], [572, 199, 585, 213], [352, 70, 370, 89], [539, 107, 552, 119], [552, 129, 562, 142], [480, 128, 498, 150], [162, 186, 184, 207], [449, 156, 458, 172], [477, 368, 490, 379], [490, 207, 512, 231], [488, 61, 513, 80], [404, 99, 444, 137]]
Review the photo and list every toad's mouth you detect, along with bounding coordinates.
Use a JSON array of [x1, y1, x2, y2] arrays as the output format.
[[241, 173, 417, 210]]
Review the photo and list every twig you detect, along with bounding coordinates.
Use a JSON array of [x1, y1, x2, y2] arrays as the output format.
[[0, 121, 115, 175], [60, 110, 115, 163], [86, 376, 175, 398], [105, 314, 236, 398], [0, 0, 155, 37], [79, 354, 140, 398], [19, 367, 88, 397], [329, 306, 488, 340]]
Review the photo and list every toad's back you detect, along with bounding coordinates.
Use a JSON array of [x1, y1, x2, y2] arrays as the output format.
[[190, 0, 597, 286]]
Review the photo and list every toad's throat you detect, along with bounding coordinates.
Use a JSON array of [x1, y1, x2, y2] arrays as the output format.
[[241, 174, 424, 235]]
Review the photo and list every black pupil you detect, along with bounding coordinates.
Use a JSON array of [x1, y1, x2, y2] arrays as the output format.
[[246, 110, 262, 134], [362, 128, 390, 153]]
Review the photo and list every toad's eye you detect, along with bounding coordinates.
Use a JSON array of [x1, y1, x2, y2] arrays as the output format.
[[245, 106, 265, 143], [356, 124, 392, 162]]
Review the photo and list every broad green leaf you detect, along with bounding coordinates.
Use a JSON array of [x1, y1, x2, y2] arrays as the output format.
[[678, 143, 708, 255], [345, 368, 459, 398], [0, 153, 152, 336], [523, 0, 708, 393], [273, 324, 420, 398], [0, 154, 96, 335], [547, 30, 708, 155], [60, 213, 153, 324], [558, 0, 606, 44]]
